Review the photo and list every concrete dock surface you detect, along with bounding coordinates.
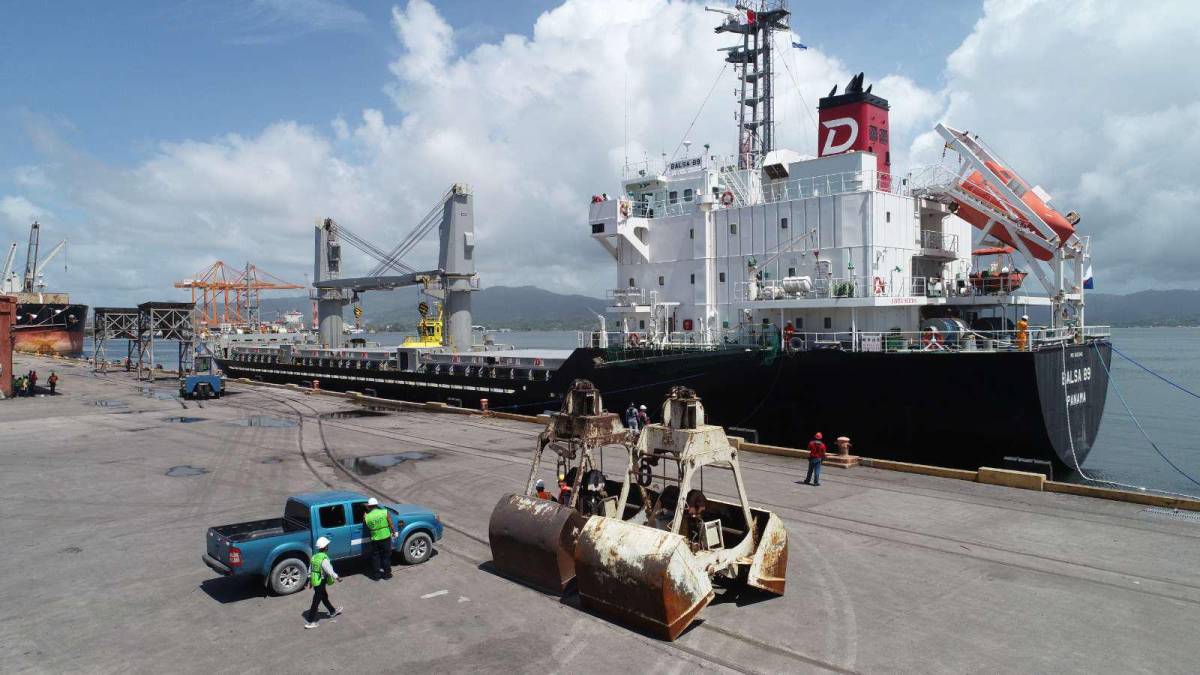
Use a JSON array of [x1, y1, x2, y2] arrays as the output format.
[[3, 354, 1199, 674]]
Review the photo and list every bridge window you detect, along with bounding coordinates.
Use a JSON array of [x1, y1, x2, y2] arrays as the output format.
[[824, 317, 832, 329], [788, 267, 796, 276], [690, 274, 695, 284], [628, 278, 635, 288], [658, 276, 665, 286], [780, 217, 788, 229], [719, 272, 726, 282], [869, 126, 878, 142], [669, 191, 679, 205], [886, 211, 891, 223], [730, 223, 738, 235], [639, 320, 645, 329], [684, 188, 694, 202]]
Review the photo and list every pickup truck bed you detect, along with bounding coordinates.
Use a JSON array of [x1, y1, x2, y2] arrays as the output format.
[[210, 518, 300, 544]]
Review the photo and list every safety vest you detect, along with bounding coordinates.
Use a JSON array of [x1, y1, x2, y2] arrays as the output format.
[[311, 551, 329, 587], [364, 508, 391, 541]]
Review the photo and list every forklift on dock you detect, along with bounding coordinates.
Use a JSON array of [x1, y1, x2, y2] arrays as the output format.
[[180, 348, 224, 400]]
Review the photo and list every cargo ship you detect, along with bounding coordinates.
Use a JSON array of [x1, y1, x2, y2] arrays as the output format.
[[216, 2, 1109, 474], [2, 222, 87, 357]]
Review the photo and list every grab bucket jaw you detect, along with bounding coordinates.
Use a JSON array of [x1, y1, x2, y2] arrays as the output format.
[[488, 494, 587, 593], [746, 512, 788, 595], [574, 517, 714, 641]]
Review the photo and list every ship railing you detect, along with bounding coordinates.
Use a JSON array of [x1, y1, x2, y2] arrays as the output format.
[[738, 275, 932, 301], [607, 288, 657, 307], [577, 328, 779, 351], [920, 229, 959, 252], [752, 169, 906, 208], [626, 198, 697, 219], [781, 327, 1093, 353]]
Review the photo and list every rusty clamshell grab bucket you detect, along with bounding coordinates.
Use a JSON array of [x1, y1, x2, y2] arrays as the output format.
[[574, 517, 714, 641], [487, 494, 586, 593]]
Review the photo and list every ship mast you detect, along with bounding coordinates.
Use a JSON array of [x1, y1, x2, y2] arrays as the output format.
[[22, 221, 40, 293], [715, 2, 790, 169]]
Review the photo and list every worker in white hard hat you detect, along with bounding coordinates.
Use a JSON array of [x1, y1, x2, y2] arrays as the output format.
[[363, 497, 397, 580], [534, 478, 554, 500], [637, 404, 649, 428], [1016, 314, 1030, 352], [304, 536, 342, 629]]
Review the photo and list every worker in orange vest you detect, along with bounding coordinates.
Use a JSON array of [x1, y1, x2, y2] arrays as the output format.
[[534, 479, 554, 500], [783, 321, 795, 349], [1016, 314, 1029, 351]]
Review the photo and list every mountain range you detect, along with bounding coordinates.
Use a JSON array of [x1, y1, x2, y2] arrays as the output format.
[[256, 286, 1200, 331]]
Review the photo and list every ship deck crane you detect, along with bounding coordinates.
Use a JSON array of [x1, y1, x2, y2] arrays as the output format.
[[0, 243, 16, 292], [312, 184, 477, 350]]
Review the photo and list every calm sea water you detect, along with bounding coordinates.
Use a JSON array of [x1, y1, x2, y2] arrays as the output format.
[[85, 327, 1200, 497]]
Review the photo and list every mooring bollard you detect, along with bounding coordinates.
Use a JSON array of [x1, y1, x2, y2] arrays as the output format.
[[480, 398, 489, 412], [312, 379, 320, 390]]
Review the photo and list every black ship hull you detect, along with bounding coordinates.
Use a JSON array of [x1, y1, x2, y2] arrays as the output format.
[[13, 303, 87, 357], [218, 340, 1110, 473]]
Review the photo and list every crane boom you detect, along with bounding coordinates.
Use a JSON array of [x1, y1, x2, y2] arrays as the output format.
[[1, 242, 16, 285], [35, 240, 66, 276]]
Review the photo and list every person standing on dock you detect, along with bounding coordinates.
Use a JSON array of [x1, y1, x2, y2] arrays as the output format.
[[304, 536, 342, 629], [363, 498, 397, 580], [625, 402, 640, 432], [804, 433, 827, 486], [48, 371, 58, 395], [28, 370, 37, 394], [1016, 315, 1029, 351], [637, 404, 649, 428]]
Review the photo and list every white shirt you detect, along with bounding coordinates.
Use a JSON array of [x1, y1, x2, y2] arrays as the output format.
[[321, 557, 339, 582]]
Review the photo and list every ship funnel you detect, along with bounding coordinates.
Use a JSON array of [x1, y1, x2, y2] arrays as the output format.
[[817, 72, 890, 182]]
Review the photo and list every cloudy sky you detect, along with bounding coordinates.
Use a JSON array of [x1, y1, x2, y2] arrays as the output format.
[[1, 0, 1197, 308]]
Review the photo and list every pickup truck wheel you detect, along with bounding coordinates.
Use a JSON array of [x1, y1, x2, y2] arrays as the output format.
[[269, 557, 308, 595], [402, 532, 433, 564]]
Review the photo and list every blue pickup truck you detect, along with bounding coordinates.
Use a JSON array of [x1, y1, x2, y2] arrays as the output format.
[[202, 491, 443, 595]]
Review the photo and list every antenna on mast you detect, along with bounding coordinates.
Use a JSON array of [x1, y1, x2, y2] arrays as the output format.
[[714, 1, 790, 169]]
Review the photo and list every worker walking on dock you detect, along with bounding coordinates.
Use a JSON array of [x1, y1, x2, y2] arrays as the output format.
[[1016, 315, 1030, 351], [48, 371, 58, 395], [804, 433, 827, 486], [304, 536, 342, 629], [625, 402, 640, 432], [363, 497, 397, 580]]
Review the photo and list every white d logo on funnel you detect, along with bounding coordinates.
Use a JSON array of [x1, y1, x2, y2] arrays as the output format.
[[821, 117, 858, 154]]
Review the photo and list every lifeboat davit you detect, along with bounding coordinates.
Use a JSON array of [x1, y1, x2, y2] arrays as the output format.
[[953, 161, 1075, 261]]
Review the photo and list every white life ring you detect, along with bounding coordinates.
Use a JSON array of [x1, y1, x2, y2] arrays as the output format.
[[619, 201, 631, 217], [720, 190, 735, 207]]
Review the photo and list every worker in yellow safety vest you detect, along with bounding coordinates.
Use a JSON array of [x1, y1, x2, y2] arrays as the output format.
[[363, 497, 397, 580], [305, 536, 342, 629], [1016, 314, 1029, 352]]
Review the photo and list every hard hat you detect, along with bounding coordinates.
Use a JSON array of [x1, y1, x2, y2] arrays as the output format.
[[639, 405, 647, 410], [535, 479, 545, 488], [815, 432, 823, 439], [366, 497, 379, 506], [315, 536, 331, 549], [1022, 314, 1029, 320]]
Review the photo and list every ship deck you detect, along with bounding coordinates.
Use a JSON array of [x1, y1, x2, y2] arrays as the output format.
[[3, 353, 1198, 673]]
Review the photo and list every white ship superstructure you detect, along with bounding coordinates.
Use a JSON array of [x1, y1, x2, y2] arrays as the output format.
[[590, 2, 1093, 351]]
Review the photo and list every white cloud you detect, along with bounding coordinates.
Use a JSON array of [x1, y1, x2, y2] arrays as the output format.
[[16, 0, 922, 307], [909, 0, 1200, 291], [1, 196, 49, 229]]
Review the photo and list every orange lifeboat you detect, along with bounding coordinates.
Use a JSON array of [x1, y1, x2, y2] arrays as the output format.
[[954, 161, 1075, 261]]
